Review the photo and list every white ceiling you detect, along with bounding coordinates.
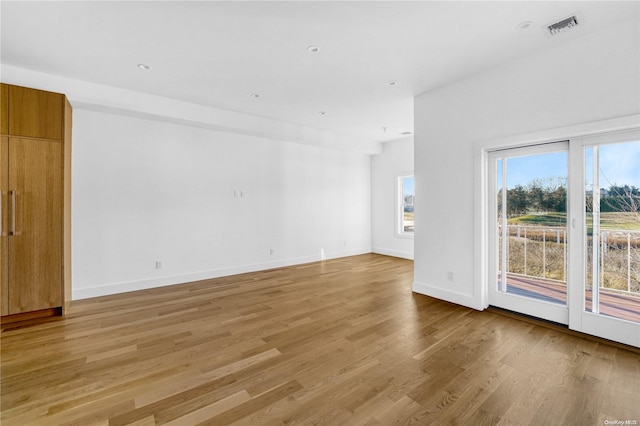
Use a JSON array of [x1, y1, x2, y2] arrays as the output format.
[[2, 1, 639, 146]]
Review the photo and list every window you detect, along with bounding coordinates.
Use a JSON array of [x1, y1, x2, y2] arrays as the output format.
[[397, 174, 415, 236]]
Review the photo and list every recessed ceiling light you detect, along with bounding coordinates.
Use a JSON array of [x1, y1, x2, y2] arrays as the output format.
[[515, 21, 533, 31], [307, 45, 320, 53], [251, 93, 260, 98], [319, 111, 326, 115], [137, 63, 150, 70]]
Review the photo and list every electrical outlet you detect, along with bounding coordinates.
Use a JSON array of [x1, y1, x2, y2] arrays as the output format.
[[269, 248, 275, 256], [155, 261, 162, 270], [447, 271, 454, 281]]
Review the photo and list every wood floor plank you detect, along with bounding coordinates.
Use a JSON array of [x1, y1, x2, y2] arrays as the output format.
[[162, 390, 251, 426], [1, 254, 639, 425], [110, 374, 239, 426], [197, 380, 303, 425]]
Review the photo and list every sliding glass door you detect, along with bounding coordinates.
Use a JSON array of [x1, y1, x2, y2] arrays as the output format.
[[488, 129, 640, 347], [488, 142, 569, 324], [568, 130, 640, 347]]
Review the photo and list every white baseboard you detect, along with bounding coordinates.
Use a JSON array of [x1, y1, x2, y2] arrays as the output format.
[[412, 280, 484, 311], [73, 248, 371, 300], [372, 247, 414, 260]]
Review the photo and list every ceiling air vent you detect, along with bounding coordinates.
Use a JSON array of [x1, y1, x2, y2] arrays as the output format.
[[547, 15, 579, 36]]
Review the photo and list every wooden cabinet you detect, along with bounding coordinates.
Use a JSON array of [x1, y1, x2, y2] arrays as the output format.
[[1, 84, 8, 135], [9, 85, 64, 140], [0, 84, 71, 322], [0, 136, 7, 316]]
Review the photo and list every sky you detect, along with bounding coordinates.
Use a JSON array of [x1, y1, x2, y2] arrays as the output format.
[[503, 151, 567, 189], [498, 140, 640, 190], [403, 176, 415, 196], [588, 141, 640, 190]]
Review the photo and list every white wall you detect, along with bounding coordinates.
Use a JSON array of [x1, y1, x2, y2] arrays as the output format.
[[72, 108, 371, 299], [413, 17, 640, 309], [371, 137, 414, 259], [0, 66, 374, 300]]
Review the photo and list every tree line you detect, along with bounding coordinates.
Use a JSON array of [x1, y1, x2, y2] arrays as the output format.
[[499, 178, 640, 217], [596, 184, 640, 213], [499, 178, 566, 216]]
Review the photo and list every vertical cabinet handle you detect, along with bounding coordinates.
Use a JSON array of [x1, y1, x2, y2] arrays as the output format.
[[0, 191, 2, 237], [10, 190, 16, 236]]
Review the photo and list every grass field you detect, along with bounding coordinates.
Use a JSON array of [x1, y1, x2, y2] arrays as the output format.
[[508, 212, 640, 231]]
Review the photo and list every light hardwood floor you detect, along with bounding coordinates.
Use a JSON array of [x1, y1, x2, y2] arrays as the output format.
[[1, 254, 639, 425]]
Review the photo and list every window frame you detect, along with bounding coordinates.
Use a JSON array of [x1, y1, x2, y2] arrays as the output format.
[[396, 172, 415, 239]]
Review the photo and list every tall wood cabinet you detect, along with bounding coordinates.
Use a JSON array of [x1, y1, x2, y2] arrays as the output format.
[[0, 83, 72, 322]]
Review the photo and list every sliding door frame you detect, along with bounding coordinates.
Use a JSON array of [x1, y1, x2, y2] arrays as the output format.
[[476, 115, 640, 347], [487, 142, 569, 325], [568, 128, 640, 347]]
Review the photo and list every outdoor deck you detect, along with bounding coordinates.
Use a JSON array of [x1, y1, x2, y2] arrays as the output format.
[[506, 273, 640, 323]]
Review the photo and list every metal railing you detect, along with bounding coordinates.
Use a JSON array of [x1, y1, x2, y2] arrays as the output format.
[[499, 225, 640, 296]]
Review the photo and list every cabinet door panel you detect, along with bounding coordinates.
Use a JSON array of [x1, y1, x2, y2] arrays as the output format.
[[8, 138, 62, 313], [1, 84, 8, 135], [1, 137, 8, 316], [9, 86, 63, 140]]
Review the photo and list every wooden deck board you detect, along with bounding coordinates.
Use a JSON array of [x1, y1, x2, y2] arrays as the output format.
[[506, 273, 640, 323]]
